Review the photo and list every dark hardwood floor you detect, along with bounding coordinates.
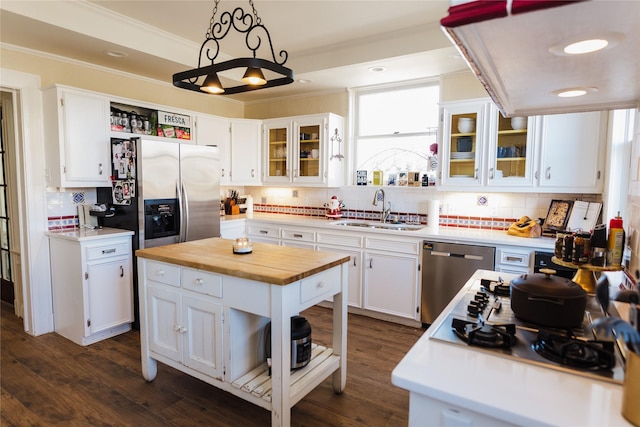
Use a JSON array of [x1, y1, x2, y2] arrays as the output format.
[[1, 303, 424, 426]]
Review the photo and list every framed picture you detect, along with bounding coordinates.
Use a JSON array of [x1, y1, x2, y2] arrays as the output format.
[[543, 199, 573, 233]]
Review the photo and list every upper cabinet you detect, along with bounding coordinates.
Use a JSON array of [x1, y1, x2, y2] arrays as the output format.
[[263, 113, 344, 187], [536, 111, 606, 193], [230, 120, 261, 185], [194, 116, 261, 186], [440, 99, 606, 193], [43, 86, 111, 188], [195, 115, 231, 184]]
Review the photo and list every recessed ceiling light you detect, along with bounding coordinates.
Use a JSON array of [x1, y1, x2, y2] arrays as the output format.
[[563, 39, 608, 55], [298, 79, 312, 84], [549, 32, 623, 56], [554, 87, 598, 98], [368, 66, 387, 73], [104, 49, 128, 58]]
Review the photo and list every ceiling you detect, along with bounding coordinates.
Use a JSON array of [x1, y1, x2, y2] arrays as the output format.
[[0, 0, 470, 103]]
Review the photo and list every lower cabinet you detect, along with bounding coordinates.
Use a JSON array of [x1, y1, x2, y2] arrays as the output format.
[[495, 245, 532, 275], [220, 219, 246, 240], [147, 283, 224, 379], [364, 250, 420, 320], [317, 244, 363, 308], [48, 232, 134, 346]]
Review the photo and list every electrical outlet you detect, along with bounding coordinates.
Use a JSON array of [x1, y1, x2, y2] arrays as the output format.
[[292, 190, 298, 198]]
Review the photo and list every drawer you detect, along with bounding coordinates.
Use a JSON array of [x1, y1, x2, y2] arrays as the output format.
[[281, 228, 315, 242], [182, 268, 223, 298], [316, 232, 363, 248], [247, 224, 280, 239], [365, 237, 420, 255], [497, 248, 531, 268], [86, 242, 129, 261], [146, 261, 181, 287], [300, 267, 340, 305]]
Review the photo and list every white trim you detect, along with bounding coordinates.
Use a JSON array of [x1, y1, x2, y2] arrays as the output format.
[[0, 68, 54, 335]]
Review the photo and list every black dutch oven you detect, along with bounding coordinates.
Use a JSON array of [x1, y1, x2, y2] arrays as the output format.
[[510, 269, 587, 329]]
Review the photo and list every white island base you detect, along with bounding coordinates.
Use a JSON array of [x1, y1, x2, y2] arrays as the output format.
[[136, 239, 349, 427]]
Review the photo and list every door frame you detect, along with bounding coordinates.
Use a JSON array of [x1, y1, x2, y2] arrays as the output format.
[[1, 68, 53, 335]]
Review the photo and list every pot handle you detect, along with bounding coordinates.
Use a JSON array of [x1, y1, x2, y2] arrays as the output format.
[[527, 296, 565, 306]]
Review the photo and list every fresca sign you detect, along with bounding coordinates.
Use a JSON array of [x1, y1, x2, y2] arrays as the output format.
[[158, 111, 191, 127], [157, 111, 191, 140]]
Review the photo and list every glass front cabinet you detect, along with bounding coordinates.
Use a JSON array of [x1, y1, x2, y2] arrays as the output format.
[[440, 99, 535, 189], [263, 113, 344, 187]]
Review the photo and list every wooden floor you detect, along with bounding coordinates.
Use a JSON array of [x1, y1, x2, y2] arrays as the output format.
[[1, 303, 425, 426]]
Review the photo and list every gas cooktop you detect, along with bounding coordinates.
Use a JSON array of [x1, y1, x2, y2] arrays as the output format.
[[430, 277, 626, 384]]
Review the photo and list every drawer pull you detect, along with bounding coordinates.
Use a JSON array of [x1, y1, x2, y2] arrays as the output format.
[[120, 266, 124, 277], [102, 248, 116, 254], [506, 256, 524, 262], [194, 278, 203, 286], [260, 230, 268, 234], [293, 233, 303, 238]]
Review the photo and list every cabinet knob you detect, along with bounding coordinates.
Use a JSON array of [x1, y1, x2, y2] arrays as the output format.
[[157, 269, 165, 276], [194, 278, 203, 286], [316, 282, 325, 289]]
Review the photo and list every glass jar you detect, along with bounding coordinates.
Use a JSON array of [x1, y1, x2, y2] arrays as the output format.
[[563, 233, 574, 262]]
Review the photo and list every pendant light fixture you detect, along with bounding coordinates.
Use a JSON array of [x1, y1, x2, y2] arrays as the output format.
[[173, 0, 294, 95]]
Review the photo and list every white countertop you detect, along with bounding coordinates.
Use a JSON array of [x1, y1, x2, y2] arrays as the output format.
[[392, 269, 631, 427], [243, 213, 556, 250], [46, 227, 134, 241]]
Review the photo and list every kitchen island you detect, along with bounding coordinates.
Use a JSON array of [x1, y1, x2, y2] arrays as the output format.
[[136, 238, 349, 427], [392, 269, 631, 427]]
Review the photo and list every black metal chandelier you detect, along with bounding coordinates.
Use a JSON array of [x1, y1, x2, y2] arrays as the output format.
[[173, 0, 294, 95]]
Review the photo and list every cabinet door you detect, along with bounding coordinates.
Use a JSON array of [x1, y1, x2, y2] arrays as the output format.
[[440, 101, 489, 187], [293, 117, 323, 184], [61, 89, 110, 186], [147, 284, 182, 362], [263, 120, 292, 184], [364, 251, 419, 320], [538, 111, 605, 191], [486, 106, 536, 187], [230, 120, 260, 184], [182, 295, 224, 379], [196, 115, 231, 184], [87, 257, 133, 335], [318, 245, 363, 308]]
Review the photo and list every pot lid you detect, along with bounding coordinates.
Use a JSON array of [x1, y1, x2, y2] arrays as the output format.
[[511, 269, 587, 298]]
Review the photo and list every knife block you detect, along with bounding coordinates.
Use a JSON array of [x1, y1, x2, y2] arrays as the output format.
[[622, 350, 640, 426]]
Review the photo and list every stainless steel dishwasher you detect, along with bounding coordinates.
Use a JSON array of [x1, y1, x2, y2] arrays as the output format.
[[421, 241, 495, 325]]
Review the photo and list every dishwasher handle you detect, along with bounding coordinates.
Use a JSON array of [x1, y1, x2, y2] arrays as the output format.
[[430, 251, 485, 261]]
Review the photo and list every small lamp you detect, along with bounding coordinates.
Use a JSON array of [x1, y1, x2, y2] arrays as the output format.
[[200, 73, 225, 94], [241, 67, 267, 85]]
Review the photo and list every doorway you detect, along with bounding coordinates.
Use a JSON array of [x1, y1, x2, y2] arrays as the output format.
[[0, 98, 14, 306]]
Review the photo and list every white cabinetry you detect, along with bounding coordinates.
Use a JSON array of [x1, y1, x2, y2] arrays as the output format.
[[536, 111, 606, 192], [220, 219, 246, 240], [495, 245, 532, 275], [364, 237, 421, 321], [317, 232, 364, 309], [263, 113, 344, 187], [231, 120, 261, 185], [48, 231, 133, 345], [146, 261, 224, 379], [43, 85, 111, 187], [195, 114, 231, 183], [280, 226, 315, 249], [246, 223, 280, 244], [440, 99, 536, 189]]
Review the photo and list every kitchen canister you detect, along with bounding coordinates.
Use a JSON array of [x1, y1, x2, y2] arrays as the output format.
[[622, 350, 640, 426]]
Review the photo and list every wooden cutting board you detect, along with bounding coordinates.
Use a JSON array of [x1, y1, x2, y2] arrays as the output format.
[[136, 237, 350, 286]]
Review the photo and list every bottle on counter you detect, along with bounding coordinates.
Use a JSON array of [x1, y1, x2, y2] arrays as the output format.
[[563, 232, 574, 262], [608, 212, 625, 266], [573, 233, 585, 264]]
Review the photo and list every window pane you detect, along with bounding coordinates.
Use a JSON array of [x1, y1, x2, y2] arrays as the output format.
[[358, 85, 439, 136], [355, 134, 438, 182]]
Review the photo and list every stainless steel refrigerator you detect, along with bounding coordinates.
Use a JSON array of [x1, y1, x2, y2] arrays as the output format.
[[97, 138, 220, 328], [138, 139, 220, 248]]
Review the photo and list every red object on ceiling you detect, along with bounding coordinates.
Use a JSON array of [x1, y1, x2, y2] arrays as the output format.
[[441, 0, 587, 28]]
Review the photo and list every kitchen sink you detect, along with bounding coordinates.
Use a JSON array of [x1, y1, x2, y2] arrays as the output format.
[[330, 221, 423, 231]]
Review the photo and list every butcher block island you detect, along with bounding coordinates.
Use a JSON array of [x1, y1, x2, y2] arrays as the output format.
[[136, 238, 350, 427]]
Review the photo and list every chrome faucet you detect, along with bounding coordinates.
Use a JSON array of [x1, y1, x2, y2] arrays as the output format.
[[372, 188, 391, 223]]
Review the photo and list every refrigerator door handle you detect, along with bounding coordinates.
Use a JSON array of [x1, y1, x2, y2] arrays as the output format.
[[177, 180, 185, 242], [181, 181, 190, 242]]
